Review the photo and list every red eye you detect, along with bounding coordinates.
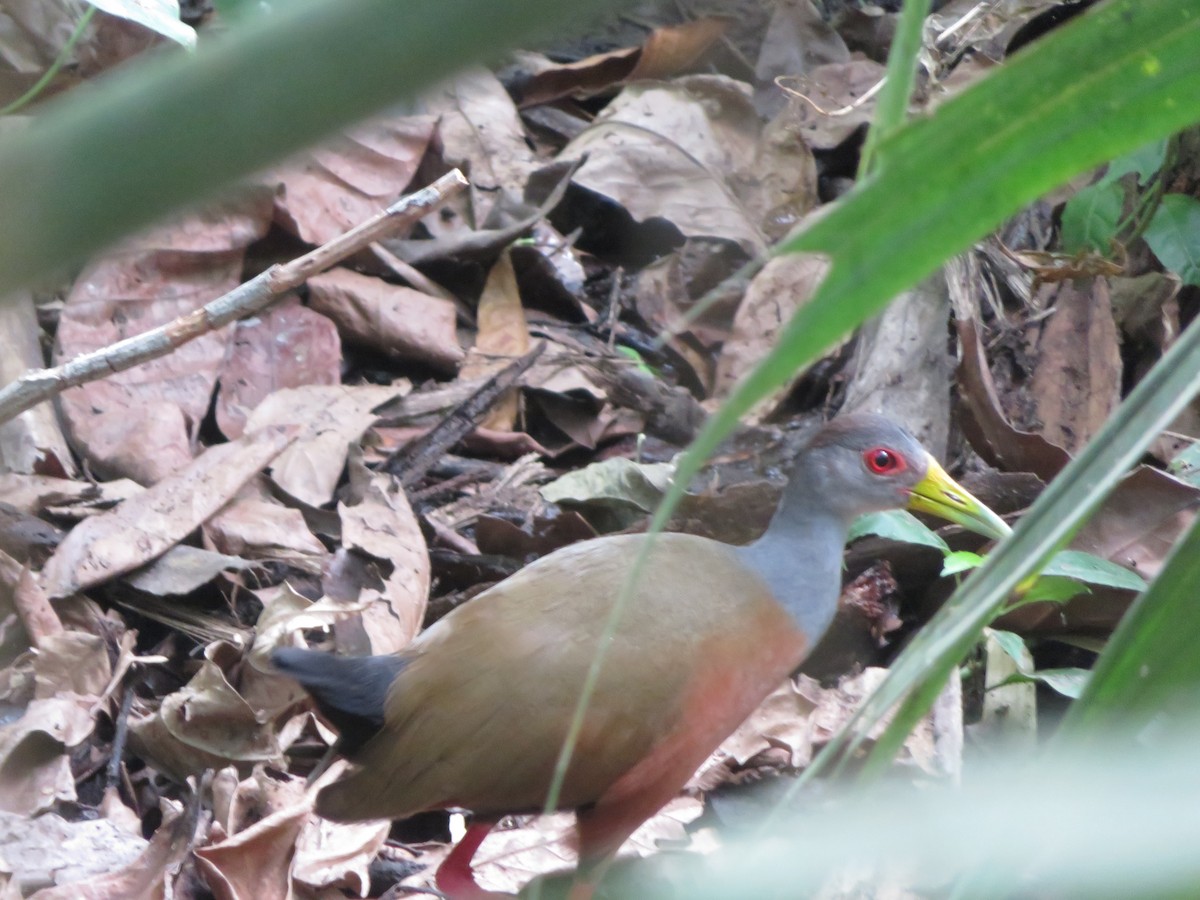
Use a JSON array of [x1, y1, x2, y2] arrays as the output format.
[[864, 447, 906, 475]]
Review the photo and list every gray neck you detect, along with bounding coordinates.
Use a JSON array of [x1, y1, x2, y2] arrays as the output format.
[[734, 487, 849, 644]]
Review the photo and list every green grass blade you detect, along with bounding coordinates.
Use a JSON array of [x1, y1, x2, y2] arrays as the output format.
[[1061, 514, 1200, 736]]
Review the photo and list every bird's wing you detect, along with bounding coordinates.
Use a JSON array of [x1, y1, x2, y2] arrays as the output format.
[[315, 533, 805, 821]]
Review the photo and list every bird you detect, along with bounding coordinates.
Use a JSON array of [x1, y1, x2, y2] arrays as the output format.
[[272, 413, 1010, 899]]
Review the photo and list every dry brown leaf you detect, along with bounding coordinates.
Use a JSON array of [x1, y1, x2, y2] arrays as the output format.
[[0, 810, 147, 896], [513, 18, 729, 108], [1002, 468, 1199, 635], [205, 495, 327, 573], [215, 295, 342, 440], [40, 425, 296, 599], [307, 268, 464, 373], [129, 649, 281, 781], [242, 383, 407, 507], [955, 319, 1071, 480], [0, 697, 94, 814], [465, 797, 702, 895], [462, 251, 530, 432], [0, 291, 75, 477], [778, 58, 885, 150], [713, 252, 831, 410], [32, 631, 110, 699], [270, 114, 437, 245], [754, 0, 849, 117], [563, 76, 766, 254], [338, 465, 431, 653], [420, 68, 541, 229], [292, 815, 390, 897], [55, 193, 274, 484], [196, 803, 307, 900], [0, 474, 143, 519], [1028, 279, 1122, 454]]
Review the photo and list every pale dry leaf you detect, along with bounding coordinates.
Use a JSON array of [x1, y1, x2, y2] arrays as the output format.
[[270, 114, 437, 246], [40, 425, 296, 599], [754, 0, 849, 117], [55, 193, 274, 484], [242, 383, 407, 507], [563, 76, 766, 254], [215, 295, 341, 440], [195, 806, 307, 900], [123, 545, 251, 597], [462, 251, 530, 431], [31, 631, 110, 699], [129, 650, 281, 781], [0, 474, 143, 518], [0, 810, 146, 895], [307, 268, 464, 374], [0, 291, 75, 477], [205, 494, 327, 573], [420, 68, 540, 228], [781, 58, 885, 150], [472, 798, 703, 894], [339, 468, 430, 653], [0, 697, 94, 814], [292, 815, 390, 897]]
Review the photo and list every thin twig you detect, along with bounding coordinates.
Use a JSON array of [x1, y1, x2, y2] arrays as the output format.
[[383, 343, 546, 486], [0, 170, 469, 428]]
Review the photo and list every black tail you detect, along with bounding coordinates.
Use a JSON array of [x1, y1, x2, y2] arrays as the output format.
[[272, 647, 409, 756]]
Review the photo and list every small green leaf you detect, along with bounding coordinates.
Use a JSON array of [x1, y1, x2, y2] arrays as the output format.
[[1144, 194, 1200, 286], [540, 458, 674, 513], [1061, 180, 1125, 253], [849, 510, 950, 552], [988, 628, 1029, 666], [1042, 549, 1148, 591], [988, 629, 1091, 698], [1017, 574, 1089, 606], [1168, 442, 1200, 485], [995, 667, 1091, 698], [941, 550, 983, 577], [1098, 138, 1168, 187]]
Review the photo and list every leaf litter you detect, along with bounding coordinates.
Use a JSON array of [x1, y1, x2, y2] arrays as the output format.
[[0, 1, 1196, 897]]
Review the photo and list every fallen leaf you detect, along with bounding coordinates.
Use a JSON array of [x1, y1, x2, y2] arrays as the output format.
[[40, 425, 296, 599], [215, 295, 342, 440], [55, 192, 273, 483], [307, 268, 464, 373]]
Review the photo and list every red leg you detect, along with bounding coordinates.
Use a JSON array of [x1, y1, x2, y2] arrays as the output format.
[[435, 819, 510, 899]]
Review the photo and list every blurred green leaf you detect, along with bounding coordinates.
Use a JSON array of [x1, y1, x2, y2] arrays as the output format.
[[1167, 441, 1200, 485], [941, 549, 983, 576], [1042, 549, 1147, 591], [0, 0, 627, 295], [1144, 193, 1200, 286], [1013, 573, 1088, 606], [1061, 180, 1124, 253], [989, 628, 1090, 698], [1097, 137, 1168, 186], [848, 510, 949, 552]]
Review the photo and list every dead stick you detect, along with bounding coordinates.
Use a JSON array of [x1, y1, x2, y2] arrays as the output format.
[[0, 170, 469, 427], [384, 342, 546, 486]]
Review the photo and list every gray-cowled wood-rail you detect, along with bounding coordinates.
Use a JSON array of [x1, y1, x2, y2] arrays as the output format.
[[272, 414, 1010, 899]]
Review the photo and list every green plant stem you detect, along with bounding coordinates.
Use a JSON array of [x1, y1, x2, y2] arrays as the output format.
[[0, 6, 96, 117], [858, 0, 932, 176]]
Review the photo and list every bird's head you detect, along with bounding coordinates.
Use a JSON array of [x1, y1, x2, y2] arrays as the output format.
[[796, 413, 1011, 540]]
